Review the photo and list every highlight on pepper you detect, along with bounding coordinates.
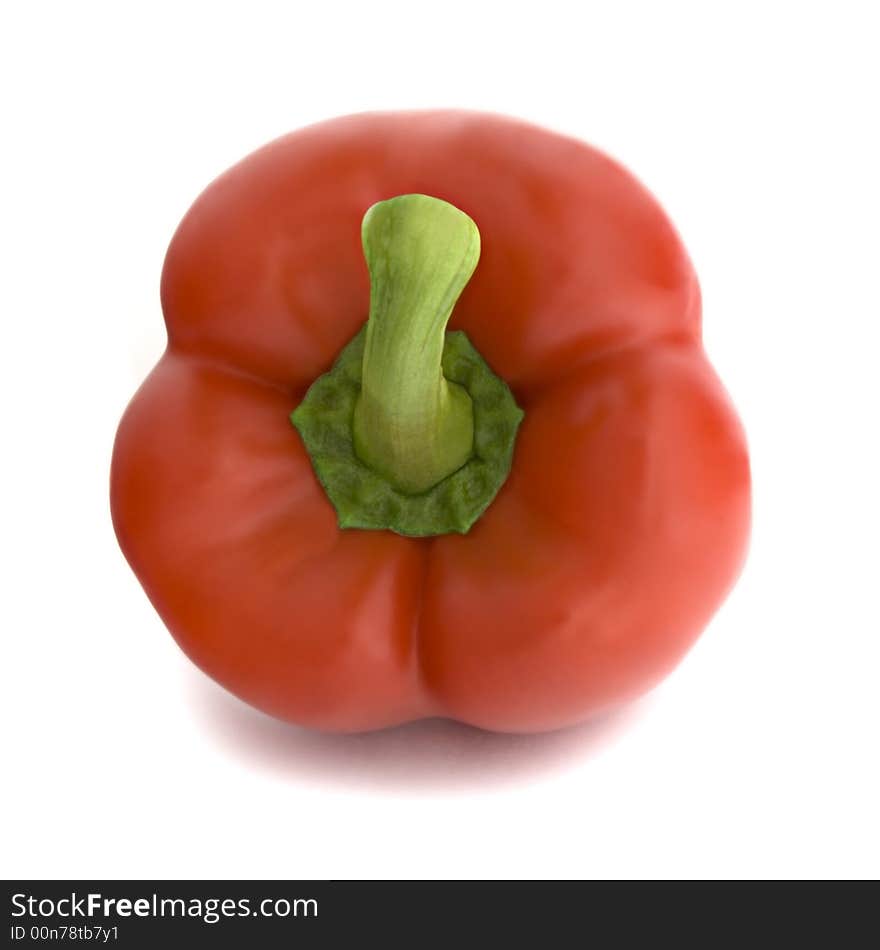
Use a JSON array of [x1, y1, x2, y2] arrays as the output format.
[[111, 111, 750, 734]]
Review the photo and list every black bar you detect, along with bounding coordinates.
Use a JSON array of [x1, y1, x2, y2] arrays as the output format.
[[3, 880, 874, 947]]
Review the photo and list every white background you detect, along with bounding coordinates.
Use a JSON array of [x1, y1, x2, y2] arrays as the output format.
[[3, 1, 878, 880]]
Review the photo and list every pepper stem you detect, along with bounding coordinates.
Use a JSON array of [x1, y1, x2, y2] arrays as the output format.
[[353, 194, 479, 494]]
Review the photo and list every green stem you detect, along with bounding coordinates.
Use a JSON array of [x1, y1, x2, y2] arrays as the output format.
[[353, 194, 480, 494]]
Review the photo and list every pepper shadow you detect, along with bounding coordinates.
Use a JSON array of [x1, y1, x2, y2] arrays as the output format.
[[187, 672, 651, 794]]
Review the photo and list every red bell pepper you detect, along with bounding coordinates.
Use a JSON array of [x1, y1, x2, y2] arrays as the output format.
[[111, 111, 750, 733]]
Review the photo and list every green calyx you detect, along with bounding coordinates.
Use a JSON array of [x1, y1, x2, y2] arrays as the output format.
[[291, 194, 523, 537]]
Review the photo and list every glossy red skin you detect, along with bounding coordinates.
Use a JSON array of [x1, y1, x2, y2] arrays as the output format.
[[111, 111, 750, 733]]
